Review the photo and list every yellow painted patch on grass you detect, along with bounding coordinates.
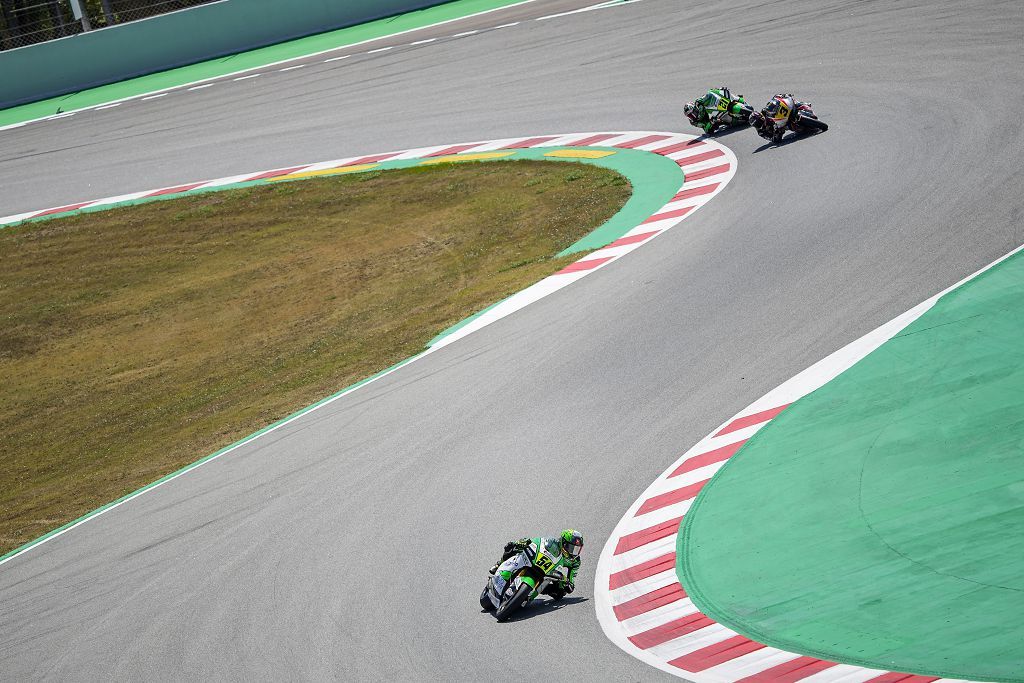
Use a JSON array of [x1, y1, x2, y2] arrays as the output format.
[[269, 164, 380, 181], [543, 149, 617, 159], [420, 152, 514, 164]]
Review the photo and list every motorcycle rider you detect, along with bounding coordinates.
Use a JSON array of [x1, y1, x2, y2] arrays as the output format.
[[684, 86, 747, 134], [489, 529, 583, 600], [749, 93, 812, 141]]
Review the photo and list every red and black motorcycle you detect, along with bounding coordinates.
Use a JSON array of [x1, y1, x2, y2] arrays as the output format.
[[749, 94, 828, 144]]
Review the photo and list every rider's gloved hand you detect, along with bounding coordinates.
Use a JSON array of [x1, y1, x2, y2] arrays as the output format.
[[564, 581, 575, 595], [503, 541, 516, 554]]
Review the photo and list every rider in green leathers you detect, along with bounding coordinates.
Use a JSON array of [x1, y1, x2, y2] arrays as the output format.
[[684, 86, 750, 134], [489, 529, 583, 599]]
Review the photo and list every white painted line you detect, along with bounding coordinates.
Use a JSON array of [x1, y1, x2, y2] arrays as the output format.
[[95, 102, 122, 110], [187, 83, 215, 91], [141, 93, 169, 100], [46, 112, 75, 119], [234, 73, 262, 81], [452, 29, 479, 37], [0, 0, 546, 132], [323, 55, 351, 62], [279, 64, 306, 71], [409, 38, 436, 45], [537, 0, 642, 20], [366, 46, 393, 53], [493, 21, 520, 28]]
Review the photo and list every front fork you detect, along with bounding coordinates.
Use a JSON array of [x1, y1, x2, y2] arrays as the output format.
[[494, 554, 538, 598]]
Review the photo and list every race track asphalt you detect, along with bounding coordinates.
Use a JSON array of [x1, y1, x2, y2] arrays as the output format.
[[1, 0, 1022, 680]]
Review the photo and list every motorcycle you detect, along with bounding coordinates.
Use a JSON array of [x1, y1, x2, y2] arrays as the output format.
[[480, 537, 570, 622], [749, 93, 828, 144], [685, 87, 755, 134]]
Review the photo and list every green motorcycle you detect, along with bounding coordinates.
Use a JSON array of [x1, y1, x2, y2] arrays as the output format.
[[684, 87, 755, 134], [480, 537, 571, 622]]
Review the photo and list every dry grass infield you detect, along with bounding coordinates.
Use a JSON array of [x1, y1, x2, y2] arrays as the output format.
[[0, 160, 631, 555]]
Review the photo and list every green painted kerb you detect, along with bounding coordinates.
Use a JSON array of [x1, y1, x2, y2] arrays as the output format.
[[679, 249, 1024, 682], [0, 145, 683, 566]]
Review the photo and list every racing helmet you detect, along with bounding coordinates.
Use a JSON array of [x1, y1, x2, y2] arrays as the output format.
[[764, 94, 794, 123], [684, 101, 699, 125], [560, 529, 584, 558]]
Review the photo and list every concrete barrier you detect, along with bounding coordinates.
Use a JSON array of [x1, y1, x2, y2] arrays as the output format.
[[0, 0, 454, 108]]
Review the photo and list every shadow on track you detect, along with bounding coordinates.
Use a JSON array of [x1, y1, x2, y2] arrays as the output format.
[[481, 596, 589, 622], [752, 130, 828, 153]]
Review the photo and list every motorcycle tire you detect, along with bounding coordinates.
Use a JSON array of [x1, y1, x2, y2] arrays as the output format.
[[495, 582, 532, 622], [797, 113, 828, 132], [480, 585, 496, 611]]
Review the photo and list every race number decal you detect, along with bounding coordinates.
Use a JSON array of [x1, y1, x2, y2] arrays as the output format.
[[535, 554, 555, 573]]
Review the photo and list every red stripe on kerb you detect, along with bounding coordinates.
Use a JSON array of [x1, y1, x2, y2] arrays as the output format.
[[652, 139, 705, 155], [670, 439, 746, 478], [341, 152, 400, 166], [642, 206, 693, 224], [864, 675, 940, 683], [615, 134, 671, 149], [425, 143, 480, 157], [736, 657, 837, 682], [608, 552, 675, 590], [669, 635, 766, 672], [714, 404, 788, 437], [628, 612, 715, 649], [248, 166, 308, 181], [675, 149, 726, 167], [672, 183, 720, 202], [683, 163, 731, 182], [503, 136, 559, 149], [566, 133, 619, 146], [636, 479, 708, 516], [614, 516, 682, 555], [605, 230, 659, 249], [556, 256, 613, 275], [612, 582, 686, 621], [32, 201, 93, 217], [146, 183, 205, 197]]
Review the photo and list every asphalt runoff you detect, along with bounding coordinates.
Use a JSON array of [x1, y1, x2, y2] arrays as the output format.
[[1, 0, 1022, 679]]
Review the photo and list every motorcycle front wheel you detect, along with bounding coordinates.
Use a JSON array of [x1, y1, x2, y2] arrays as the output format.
[[495, 582, 532, 622], [797, 113, 828, 132], [480, 585, 496, 611]]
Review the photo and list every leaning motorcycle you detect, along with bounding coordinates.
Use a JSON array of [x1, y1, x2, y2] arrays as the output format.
[[686, 88, 755, 134], [480, 538, 569, 622], [750, 94, 828, 144]]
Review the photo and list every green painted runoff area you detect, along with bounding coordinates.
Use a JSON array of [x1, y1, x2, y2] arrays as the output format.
[[680, 250, 1024, 682], [0, 0, 527, 127]]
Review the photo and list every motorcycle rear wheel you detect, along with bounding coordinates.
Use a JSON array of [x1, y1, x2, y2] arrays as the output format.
[[495, 583, 532, 622]]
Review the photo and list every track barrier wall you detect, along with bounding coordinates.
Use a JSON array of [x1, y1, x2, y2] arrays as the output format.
[[0, 0, 453, 109]]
